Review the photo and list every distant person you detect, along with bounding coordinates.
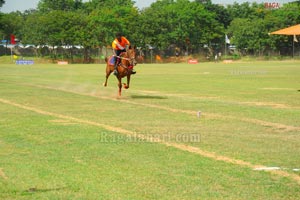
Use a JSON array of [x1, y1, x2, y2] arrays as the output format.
[[136, 47, 144, 63], [156, 55, 162, 63], [175, 47, 180, 57], [214, 54, 218, 63]]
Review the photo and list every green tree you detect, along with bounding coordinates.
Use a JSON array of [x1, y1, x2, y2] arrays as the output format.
[[0, 0, 5, 7], [6, 0, 298, 60], [0, 0, 5, 40], [37, 0, 83, 12], [268, 2, 300, 55], [271, 2, 300, 27], [82, 1, 138, 62], [227, 2, 300, 56], [204, 3, 232, 29], [227, 18, 276, 56], [138, 0, 223, 54], [0, 12, 23, 43], [195, 0, 211, 4], [22, 10, 88, 59]]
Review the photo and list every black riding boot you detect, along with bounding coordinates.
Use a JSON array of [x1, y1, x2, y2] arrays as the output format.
[[113, 60, 118, 76]]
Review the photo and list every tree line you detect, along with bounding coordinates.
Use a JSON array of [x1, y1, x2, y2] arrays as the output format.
[[0, 0, 300, 62]]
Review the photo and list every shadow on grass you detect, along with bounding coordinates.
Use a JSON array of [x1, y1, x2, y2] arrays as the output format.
[[21, 187, 67, 195], [130, 95, 167, 99]]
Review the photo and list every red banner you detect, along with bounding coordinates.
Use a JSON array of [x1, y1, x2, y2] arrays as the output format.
[[188, 59, 198, 64], [10, 34, 16, 45]]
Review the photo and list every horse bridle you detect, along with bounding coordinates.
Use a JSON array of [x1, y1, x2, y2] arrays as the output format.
[[127, 49, 137, 66], [114, 50, 137, 70], [116, 50, 137, 67]]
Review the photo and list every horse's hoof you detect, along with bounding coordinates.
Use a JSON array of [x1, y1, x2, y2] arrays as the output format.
[[123, 83, 129, 89], [103, 83, 107, 87]]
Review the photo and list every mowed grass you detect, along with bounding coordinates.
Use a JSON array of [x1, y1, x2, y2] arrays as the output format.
[[0, 60, 300, 199]]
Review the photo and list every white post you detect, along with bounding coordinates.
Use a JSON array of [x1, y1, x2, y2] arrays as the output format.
[[292, 37, 295, 58], [11, 46, 13, 63], [224, 34, 227, 58]]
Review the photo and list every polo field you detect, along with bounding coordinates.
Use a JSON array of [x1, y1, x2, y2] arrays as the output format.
[[0, 60, 300, 199]]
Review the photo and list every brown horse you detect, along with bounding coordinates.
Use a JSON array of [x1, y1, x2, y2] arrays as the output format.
[[103, 46, 137, 96]]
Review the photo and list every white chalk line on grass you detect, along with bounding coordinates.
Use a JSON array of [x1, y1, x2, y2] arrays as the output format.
[[1, 80, 299, 133], [18, 83, 300, 133], [260, 87, 297, 91], [0, 97, 300, 184], [0, 168, 8, 180], [136, 89, 300, 109]]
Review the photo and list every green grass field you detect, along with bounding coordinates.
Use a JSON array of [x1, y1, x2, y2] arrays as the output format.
[[0, 60, 300, 199]]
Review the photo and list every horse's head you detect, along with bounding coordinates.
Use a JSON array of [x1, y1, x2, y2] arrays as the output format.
[[127, 45, 137, 66]]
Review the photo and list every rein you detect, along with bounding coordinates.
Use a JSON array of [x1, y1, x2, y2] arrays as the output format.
[[114, 49, 136, 69], [114, 55, 131, 61]]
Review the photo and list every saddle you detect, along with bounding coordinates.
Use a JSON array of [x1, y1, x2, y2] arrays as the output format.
[[108, 56, 116, 65], [108, 52, 126, 65]]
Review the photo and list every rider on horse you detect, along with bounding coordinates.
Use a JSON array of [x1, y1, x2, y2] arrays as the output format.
[[112, 32, 136, 75]]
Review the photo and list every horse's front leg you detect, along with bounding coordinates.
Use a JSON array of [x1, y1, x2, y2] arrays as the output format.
[[118, 77, 122, 96], [103, 73, 110, 87], [125, 74, 131, 89]]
